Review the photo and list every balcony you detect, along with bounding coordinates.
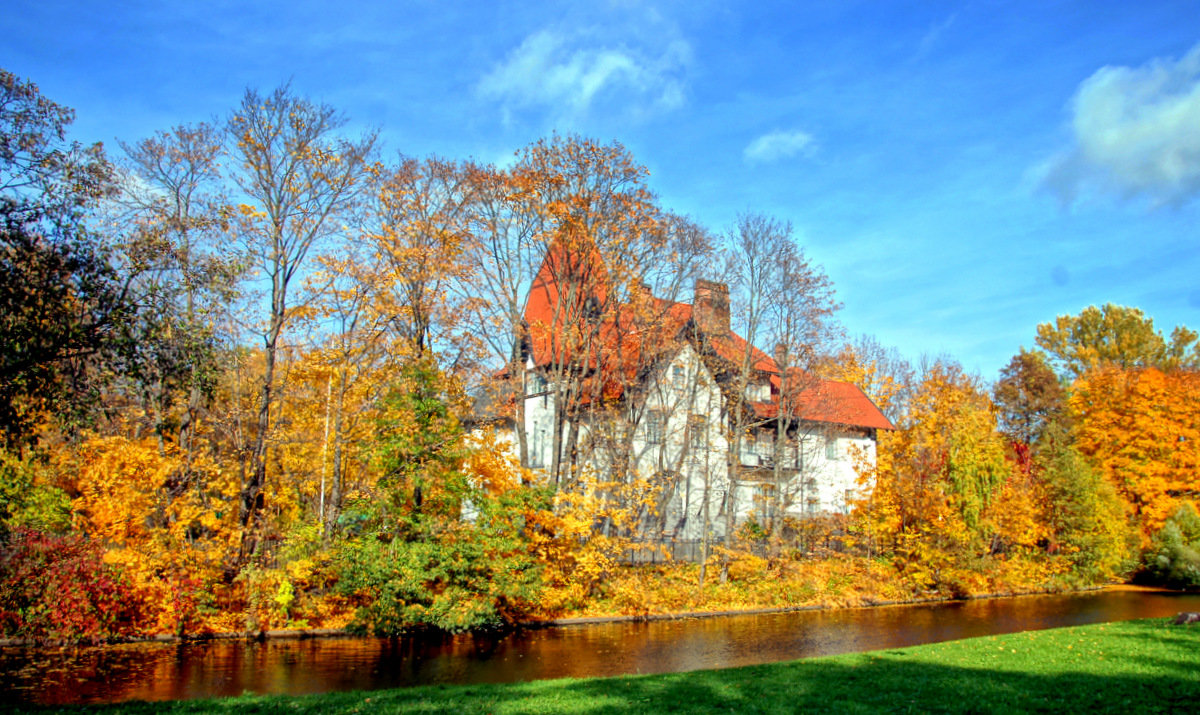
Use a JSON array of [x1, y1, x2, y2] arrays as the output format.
[[739, 453, 801, 471]]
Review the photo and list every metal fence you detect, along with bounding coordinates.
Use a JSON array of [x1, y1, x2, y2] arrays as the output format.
[[617, 535, 848, 564], [619, 539, 770, 564]]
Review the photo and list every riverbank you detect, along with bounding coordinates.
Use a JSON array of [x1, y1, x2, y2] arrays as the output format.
[[12, 617, 1198, 713], [0, 579, 1117, 648], [538, 583, 1114, 627]]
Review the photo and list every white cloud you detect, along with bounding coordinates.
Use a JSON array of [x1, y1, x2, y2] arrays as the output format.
[[476, 27, 690, 124], [743, 130, 816, 163], [1040, 43, 1200, 206]]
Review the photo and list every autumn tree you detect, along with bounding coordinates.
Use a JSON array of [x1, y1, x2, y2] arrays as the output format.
[[858, 359, 1011, 592], [712, 213, 785, 555], [0, 69, 130, 449], [761, 227, 841, 536], [1035, 427, 1131, 583], [365, 156, 474, 363], [227, 84, 377, 561], [0, 68, 113, 224], [993, 349, 1067, 446], [710, 213, 842, 551], [333, 359, 544, 633], [301, 245, 399, 537], [456, 161, 542, 466], [820, 334, 914, 424], [1036, 304, 1200, 379], [1071, 365, 1200, 536], [114, 122, 243, 480], [570, 211, 716, 547], [618, 213, 715, 536], [510, 134, 666, 487]]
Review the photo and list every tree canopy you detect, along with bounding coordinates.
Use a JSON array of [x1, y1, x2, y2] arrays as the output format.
[[1035, 303, 1200, 379], [0, 69, 131, 449], [993, 349, 1067, 446]]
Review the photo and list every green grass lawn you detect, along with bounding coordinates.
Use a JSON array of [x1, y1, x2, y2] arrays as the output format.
[[17, 617, 1200, 714]]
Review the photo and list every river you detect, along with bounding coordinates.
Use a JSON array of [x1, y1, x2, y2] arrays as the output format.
[[3, 587, 1199, 706]]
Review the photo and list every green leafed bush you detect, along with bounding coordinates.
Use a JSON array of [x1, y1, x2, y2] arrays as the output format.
[[0, 449, 71, 535], [1036, 438, 1134, 584], [1140, 503, 1200, 589], [334, 520, 543, 634], [332, 360, 544, 634]]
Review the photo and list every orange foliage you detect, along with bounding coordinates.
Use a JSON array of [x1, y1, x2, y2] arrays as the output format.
[[1072, 366, 1200, 537]]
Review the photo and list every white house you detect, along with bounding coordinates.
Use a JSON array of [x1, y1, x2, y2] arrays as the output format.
[[512, 245, 892, 541]]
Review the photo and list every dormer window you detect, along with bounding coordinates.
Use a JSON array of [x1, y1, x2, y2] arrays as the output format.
[[744, 382, 770, 402], [583, 295, 601, 322]]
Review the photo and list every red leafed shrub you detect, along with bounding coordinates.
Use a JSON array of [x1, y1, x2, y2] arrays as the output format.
[[0, 527, 145, 642]]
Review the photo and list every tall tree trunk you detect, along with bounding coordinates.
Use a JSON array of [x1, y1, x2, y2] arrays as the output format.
[[327, 371, 347, 539], [240, 298, 284, 562]]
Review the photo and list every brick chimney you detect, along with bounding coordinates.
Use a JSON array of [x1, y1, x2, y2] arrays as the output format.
[[773, 342, 788, 369], [693, 279, 730, 336]]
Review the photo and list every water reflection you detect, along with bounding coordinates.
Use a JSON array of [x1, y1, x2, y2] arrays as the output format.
[[4, 589, 1199, 706]]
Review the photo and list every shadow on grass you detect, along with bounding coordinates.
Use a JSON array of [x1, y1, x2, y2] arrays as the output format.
[[18, 621, 1200, 714]]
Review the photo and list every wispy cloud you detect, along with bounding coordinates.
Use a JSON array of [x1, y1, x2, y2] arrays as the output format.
[[743, 130, 815, 163], [915, 13, 957, 59], [476, 25, 690, 125], [1039, 42, 1200, 207]]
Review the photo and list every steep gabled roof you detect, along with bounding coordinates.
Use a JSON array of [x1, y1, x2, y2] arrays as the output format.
[[523, 240, 611, 369], [521, 247, 893, 430], [757, 373, 894, 431]]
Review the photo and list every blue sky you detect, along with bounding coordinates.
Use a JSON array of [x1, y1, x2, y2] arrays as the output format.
[[4, 0, 1200, 380]]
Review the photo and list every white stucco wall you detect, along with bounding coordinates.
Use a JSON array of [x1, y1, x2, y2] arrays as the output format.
[[519, 346, 880, 539], [628, 343, 729, 540]]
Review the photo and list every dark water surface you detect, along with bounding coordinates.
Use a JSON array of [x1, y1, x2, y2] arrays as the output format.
[[4, 588, 1200, 706]]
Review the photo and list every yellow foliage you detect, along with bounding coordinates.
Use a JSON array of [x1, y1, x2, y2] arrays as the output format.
[[524, 469, 649, 616], [463, 430, 528, 494], [1072, 366, 1200, 537], [67, 435, 239, 634], [849, 362, 1053, 595]]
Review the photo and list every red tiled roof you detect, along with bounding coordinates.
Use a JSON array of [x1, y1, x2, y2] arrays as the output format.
[[757, 374, 894, 430], [523, 241, 611, 369], [522, 247, 893, 430]]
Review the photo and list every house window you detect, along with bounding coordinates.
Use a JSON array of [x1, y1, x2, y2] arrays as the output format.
[[528, 373, 549, 408], [688, 414, 707, 452], [740, 433, 758, 465], [672, 366, 685, 389], [754, 483, 776, 522], [757, 430, 773, 458], [825, 436, 839, 461], [645, 410, 665, 445], [529, 423, 545, 468], [744, 382, 770, 402]]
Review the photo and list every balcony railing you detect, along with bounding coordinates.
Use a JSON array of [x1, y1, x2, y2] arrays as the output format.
[[739, 453, 800, 470]]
